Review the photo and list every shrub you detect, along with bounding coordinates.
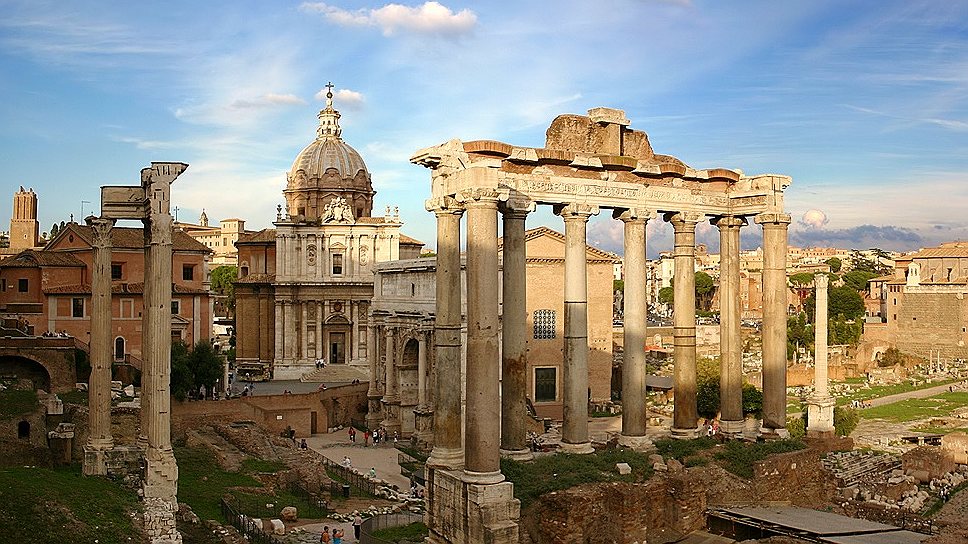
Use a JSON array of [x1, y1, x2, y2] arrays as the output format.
[[834, 406, 859, 437], [786, 415, 806, 439]]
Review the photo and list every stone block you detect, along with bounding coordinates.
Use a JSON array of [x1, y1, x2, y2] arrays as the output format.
[[123, 384, 135, 397], [667, 459, 684, 472], [111, 380, 123, 391], [270, 519, 285, 535], [616, 462, 632, 475], [281, 506, 297, 522], [653, 462, 668, 472]]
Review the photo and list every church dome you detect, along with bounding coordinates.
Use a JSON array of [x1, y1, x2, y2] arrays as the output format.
[[284, 83, 375, 221]]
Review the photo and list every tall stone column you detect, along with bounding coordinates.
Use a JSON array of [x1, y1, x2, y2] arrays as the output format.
[[426, 198, 463, 469], [83, 216, 115, 475], [617, 209, 653, 450], [755, 213, 791, 436], [463, 189, 504, 482], [417, 331, 428, 408], [316, 302, 324, 360], [668, 212, 702, 439], [807, 273, 835, 436], [556, 203, 598, 454], [382, 327, 401, 434], [715, 216, 745, 435], [500, 201, 533, 460], [366, 318, 383, 430], [301, 302, 309, 362], [274, 301, 284, 362], [284, 302, 295, 361]]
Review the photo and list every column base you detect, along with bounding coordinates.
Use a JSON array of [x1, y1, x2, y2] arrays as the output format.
[[83, 444, 111, 476], [500, 448, 534, 461], [719, 419, 745, 436], [759, 426, 791, 440], [559, 441, 595, 454], [428, 446, 464, 471], [463, 469, 505, 484], [670, 426, 700, 440], [427, 468, 519, 544], [618, 434, 655, 452]]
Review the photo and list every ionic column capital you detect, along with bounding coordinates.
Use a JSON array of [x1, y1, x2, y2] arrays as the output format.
[[613, 208, 656, 223], [664, 211, 705, 227], [425, 196, 465, 216], [754, 212, 792, 226], [554, 203, 599, 221], [711, 215, 747, 229], [85, 216, 116, 248]]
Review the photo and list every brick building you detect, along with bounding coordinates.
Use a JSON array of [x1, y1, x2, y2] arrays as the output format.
[[0, 221, 213, 363], [175, 211, 248, 266]]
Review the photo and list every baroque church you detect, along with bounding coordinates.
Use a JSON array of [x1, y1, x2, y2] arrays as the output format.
[[234, 85, 423, 381]]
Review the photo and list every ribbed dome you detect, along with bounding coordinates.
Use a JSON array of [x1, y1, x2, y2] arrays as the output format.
[[288, 137, 368, 183]]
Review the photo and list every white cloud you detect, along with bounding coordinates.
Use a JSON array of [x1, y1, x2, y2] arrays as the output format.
[[314, 87, 366, 109], [299, 2, 476, 37], [229, 93, 305, 109], [799, 209, 829, 229]]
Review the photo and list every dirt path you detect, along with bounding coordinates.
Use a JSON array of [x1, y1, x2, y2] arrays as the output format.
[[865, 382, 964, 408]]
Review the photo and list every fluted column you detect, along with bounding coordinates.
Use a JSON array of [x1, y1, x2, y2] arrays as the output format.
[[755, 213, 791, 435], [668, 212, 702, 439], [426, 198, 463, 469], [715, 216, 746, 435], [301, 302, 309, 362], [500, 201, 533, 460], [316, 302, 323, 360], [617, 209, 653, 449], [85, 216, 115, 469], [556, 203, 598, 454], [284, 302, 295, 361], [366, 317, 383, 430], [274, 301, 283, 362], [462, 189, 504, 482]]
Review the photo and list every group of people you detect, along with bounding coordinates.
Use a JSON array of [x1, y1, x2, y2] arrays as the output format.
[[41, 330, 72, 338], [349, 426, 398, 446], [849, 399, 871, 409], [315, 357, 328, 370], [702, 419, 720, 437], [320, 513, 364, 543]]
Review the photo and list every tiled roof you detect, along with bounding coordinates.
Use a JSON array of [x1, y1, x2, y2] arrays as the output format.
[[906, 246, 968, 259], [0, 250, 85, 268], [43, 282, 210, 295], [52, 223, 211, 252], [399, 234, 424, 246], [237, 229, 277, 244]]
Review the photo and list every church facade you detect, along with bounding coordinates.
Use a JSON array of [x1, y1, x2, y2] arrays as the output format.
[[234, 86, 422, 381]]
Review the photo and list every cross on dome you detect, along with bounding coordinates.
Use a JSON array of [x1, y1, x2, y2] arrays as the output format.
[[317, 81, 342, 139]]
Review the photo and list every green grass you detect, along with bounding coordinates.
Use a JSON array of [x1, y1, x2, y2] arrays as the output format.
[[713, 439, 806, 479], [835, 378, 962, 406], [923, 480, 968, 517], [58, 390, 89, 405], [240, 457, 287, 474], [176, 446, 261, 521], [0, 388, 38, 418], [0, 464, 141, 544], [502, 448, 654, 508], [372, 521, 429, 541], [654, 437, 716, 461], [861, 392, 968, 422]]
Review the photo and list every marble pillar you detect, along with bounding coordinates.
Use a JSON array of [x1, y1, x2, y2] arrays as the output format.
[[427, 199, 463, 469], [669, 212, 701, 439], [417, 331, 428, 408], [756, 213, 791, 436], [366, 318, 383, 430], [284, 302, 295, 361], [716, 216, 745, 435], [617, 210, 653, 450], [316, 303, 324, 360], [301, 302, 309, 362], [382, 327, 401, 434], [463, 190, 503, 482], [83, 216, 115, 475], [274, 301, 284, 362], [557, 203, 597, 454], [500, 203, 532, 460], [807, 273, 835, 436]]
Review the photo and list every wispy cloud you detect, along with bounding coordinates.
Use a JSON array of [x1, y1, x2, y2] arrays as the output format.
[[229, 93, 306, 110], [315, 87, 366, 109], [299, 1, 477, 37]]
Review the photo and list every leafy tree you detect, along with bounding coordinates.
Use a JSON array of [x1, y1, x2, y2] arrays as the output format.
[[189, 341, 224, 394], [170, 341, 193, 401], [659, 286, 674, 305], [828, 286, 865, 320], [789, 273, 815, 312], [825, 257, 842, 273], [742, 384, 763, 417], [833, 406, 859, 437], [695, 271, 716, 312], [786, 415, 806, 439], [696, 358, 720, 419], [613, 279, 624, 293], [786, 312, 813, 360], [829, 315, 863, 346], [849, 250, 890, 275], [877, 347, 904, 368], [210, 265, 237, 313], [842, 270, 877, 292]]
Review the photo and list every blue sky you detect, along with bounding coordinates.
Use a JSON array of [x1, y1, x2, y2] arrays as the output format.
[[2, 0, 967, 256]]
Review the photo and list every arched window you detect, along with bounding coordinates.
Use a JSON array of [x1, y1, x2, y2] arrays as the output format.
[[114, 337, 126, 361]]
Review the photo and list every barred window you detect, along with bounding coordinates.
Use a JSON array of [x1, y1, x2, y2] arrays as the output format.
[[534, 367, 557, 402], [533, 309, 556, 339]]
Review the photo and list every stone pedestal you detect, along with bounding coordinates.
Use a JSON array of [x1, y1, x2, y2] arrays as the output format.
[[806, 395, 835, 437], [426, 467, 519, 544]]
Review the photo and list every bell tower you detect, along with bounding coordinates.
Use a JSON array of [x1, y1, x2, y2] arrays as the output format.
[[10, 186, 39, 250]]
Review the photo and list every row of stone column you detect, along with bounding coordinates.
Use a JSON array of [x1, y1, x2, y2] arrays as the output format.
[[272, 299, 364, 363], [364, 322, 431, 433]]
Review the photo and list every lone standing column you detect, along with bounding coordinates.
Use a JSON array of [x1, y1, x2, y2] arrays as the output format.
[[500, 201, 533, 460], [755, 213, 791, 436], [715, 216, 745, 435], [807, 273, 835, 436], [618, 209, 653, 450], [84, 216, 115, 475], [669, 212, 702, 439], [462, 189, 504, 482], [557, 203, 597, 454], [426, 198, 464, 469]]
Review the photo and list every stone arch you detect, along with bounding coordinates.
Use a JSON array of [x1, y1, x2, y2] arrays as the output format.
[[114, 336, 126, 361], [0, 355, 51, 392]]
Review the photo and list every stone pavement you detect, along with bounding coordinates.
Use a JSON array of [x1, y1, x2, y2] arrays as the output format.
[[305, 429, 412, 491]]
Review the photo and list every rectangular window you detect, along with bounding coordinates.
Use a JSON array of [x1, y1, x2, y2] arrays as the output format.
[[332, 253, 344, 275], [72, 297, 84, 318], [533, 309, 556, 339], [171, 300, 180, 315], [182, 265, 194, 281], [18, 278, 28, 292], [121, 299, 134, 319], [534, 367, 557, 402], [111, 263, 123, 280]]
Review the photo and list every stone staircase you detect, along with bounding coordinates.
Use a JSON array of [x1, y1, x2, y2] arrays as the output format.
[[299, 364, 368, 383], [823, 450, 902, 487]]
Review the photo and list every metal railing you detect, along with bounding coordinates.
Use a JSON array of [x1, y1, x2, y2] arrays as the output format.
[[321, 456, 382, 497], [220, 498, 275, 544], [360, 512, 424, 544]]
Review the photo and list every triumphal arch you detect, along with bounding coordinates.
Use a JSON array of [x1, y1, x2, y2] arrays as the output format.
[[411, 108, 792, 543]]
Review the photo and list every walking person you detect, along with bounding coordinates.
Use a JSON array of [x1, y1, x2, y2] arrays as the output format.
[[352, 513, 363, 540], [332, 527, 343, 544]]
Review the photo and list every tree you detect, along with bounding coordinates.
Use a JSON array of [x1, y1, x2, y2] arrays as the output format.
[[834, 406, 859, 437], [170, 341, 193, 401], [50, 223, 60, 238], [789, 273, 815, 312], [613, 279, 624, 293], [828, 286, 865, 320], [877, 347, 905, 368], [787, 312, 813, 360], [170, 340, 225, 401], [210, 265, 237, 313], [849, 250, 889, 275], [826, 257, 842, 273], [742, 384, 763, 417], [842, 270, 877, 292], [658, 286, 674, 305], [695, 271, 716, 312], [696, 358, 720, 419]]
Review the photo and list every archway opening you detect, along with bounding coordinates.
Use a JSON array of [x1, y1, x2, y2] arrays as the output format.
[[0, 356, 51, 392], [17, 420, 29, 440]]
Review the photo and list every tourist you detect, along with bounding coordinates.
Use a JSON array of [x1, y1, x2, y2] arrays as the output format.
[[368, 467, 377, 479], [393, 430, 399, 443], [348, 427, 356, 442], [300, 438, 308, 450], [352, 513, 363, 539], [320, 526, 331, 543], [363, 430, 370, 446], [332, 527, 343, 544], [342, 455, 352, 468]]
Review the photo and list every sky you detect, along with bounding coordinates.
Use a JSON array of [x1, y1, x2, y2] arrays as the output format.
[[2, 0, 967, 257]]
